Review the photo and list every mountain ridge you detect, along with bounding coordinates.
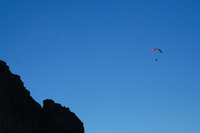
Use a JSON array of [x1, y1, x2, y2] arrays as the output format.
[[0, 60, 84, 133]]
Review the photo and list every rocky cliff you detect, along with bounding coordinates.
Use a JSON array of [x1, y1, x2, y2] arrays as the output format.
[[0, 60, 84, 133]]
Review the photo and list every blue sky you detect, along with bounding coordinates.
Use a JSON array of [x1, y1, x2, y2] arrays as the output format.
[[1, 0, 200, 133]]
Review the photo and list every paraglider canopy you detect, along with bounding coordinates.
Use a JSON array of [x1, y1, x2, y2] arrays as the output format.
[[152, 48, 162, 53]]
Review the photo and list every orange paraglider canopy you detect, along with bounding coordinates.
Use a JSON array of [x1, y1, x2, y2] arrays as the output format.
[[152, 48, 162, 53]]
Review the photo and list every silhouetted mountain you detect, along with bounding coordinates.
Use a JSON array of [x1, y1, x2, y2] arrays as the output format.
[[0, 60, 84, 133]]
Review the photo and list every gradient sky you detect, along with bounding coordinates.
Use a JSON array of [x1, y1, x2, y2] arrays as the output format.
[[1, 0, 200, 133]]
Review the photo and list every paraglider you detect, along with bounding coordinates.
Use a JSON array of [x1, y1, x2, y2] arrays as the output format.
[[152, 48, 162, 61]]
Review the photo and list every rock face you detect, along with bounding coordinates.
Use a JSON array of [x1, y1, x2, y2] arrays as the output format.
[[0, 60, 84, 133]]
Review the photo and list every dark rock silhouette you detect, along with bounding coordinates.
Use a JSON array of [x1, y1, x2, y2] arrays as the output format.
[[0, 60, 84, 133]]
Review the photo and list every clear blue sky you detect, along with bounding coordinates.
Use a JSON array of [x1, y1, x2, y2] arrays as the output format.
[[1, 0, 200, 132]]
